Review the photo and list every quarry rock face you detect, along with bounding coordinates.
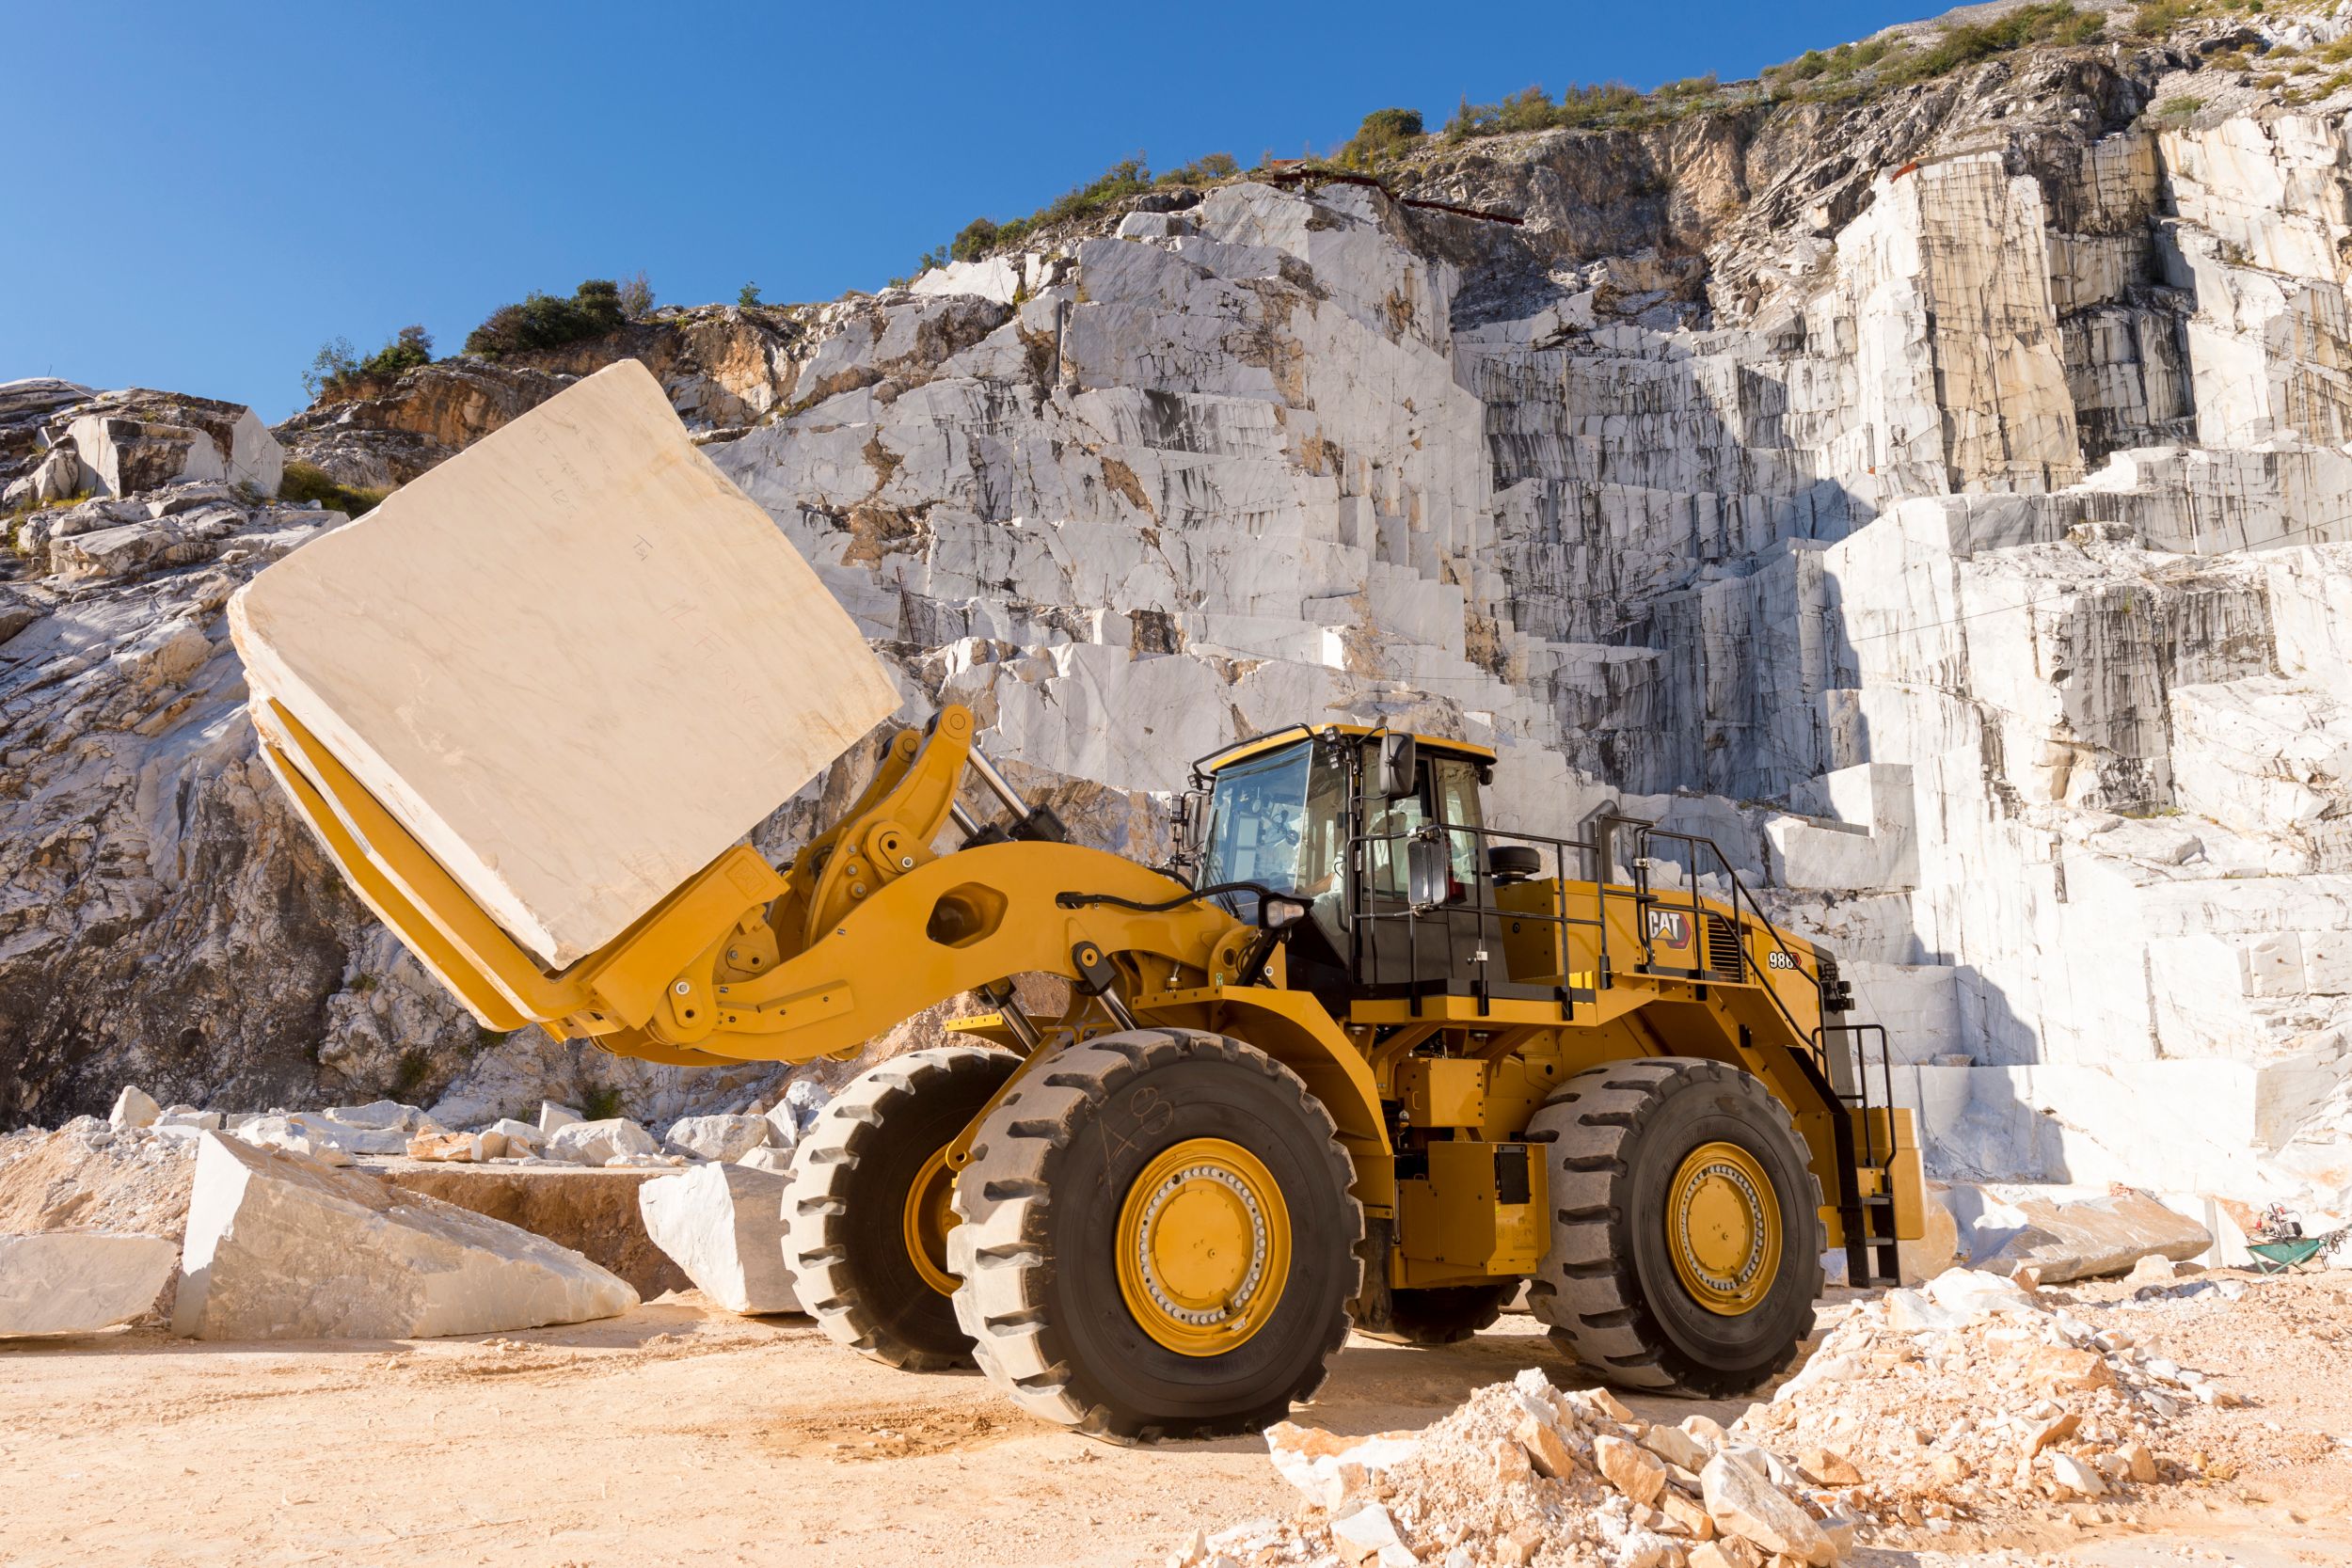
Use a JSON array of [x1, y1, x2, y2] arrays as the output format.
[[2, 21, 2350, 1228], [173, 1132, 638, 1339]]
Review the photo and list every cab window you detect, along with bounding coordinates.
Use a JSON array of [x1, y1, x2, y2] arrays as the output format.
[[1431, 756, 1485, 885]]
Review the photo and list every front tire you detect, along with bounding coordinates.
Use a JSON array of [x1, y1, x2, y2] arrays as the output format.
[[1526, 1056, 1824, 1397], [949, 1029, 1362, 1442], [786, 1045, 1020, 1370]]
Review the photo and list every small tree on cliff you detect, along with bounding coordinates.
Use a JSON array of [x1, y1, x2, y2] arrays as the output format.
[[464, 279, 629, 358]]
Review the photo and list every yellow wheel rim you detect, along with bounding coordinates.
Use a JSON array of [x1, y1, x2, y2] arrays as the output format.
[[1115, 1138, 1290, 1357], [1666, 1141, 1781, 1316], [902, 1144, 960, 1297]]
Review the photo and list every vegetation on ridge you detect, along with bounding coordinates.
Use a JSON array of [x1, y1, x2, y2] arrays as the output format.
[[943, 151, 1241, 268], [464, 278, 632, 359], [302, 325, 434, 399]]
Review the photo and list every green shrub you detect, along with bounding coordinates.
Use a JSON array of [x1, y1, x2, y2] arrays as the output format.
[[303, 338, 358, 400], [359, 325, 434, 378], [950, 216, 1001, 264], [950, 156, 1159, 261], [1441, 79, 1656, 139], [738, 281, 763, 308], [581, 1085, 625, 1121], [2153, 93, 2205, 118], [1336, 110, 1423, 168], [304, 325, 435, 399], [1156, 151, 1240, 186], [1759, 4, 2100, 103], [464, 278, 629, 358], [278, 460, 391, 517], [2132, 0, 2205, 37]]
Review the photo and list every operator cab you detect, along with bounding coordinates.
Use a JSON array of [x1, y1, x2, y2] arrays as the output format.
[[1189, 725, 1508, 1013]]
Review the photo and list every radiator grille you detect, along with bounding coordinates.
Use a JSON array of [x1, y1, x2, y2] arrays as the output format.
[[1705, 914, 1743, 978]]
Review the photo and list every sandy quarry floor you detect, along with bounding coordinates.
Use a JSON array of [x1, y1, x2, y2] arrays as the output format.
[[1, 1285, 2346, 1568]]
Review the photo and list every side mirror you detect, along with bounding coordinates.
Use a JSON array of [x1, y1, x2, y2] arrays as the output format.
[[1175, 788, 1206, 851], [1406, 835, 1451, 910], [1375, 732, 1418, 800]]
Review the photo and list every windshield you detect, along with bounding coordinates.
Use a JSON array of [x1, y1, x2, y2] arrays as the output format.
[[1200, 741, 1348, 910]]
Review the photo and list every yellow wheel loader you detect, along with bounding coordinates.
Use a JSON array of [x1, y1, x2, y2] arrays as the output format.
[[254, 694, 1924, 1440]]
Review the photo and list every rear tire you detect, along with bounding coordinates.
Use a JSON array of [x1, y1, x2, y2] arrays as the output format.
[[1526, 1055, 1824, 1397], [949, 1029, 1362, 1442], [786, 1045, 1019, 1370]]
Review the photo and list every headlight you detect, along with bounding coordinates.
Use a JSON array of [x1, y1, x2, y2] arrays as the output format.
[[1257, 895, 1311, 930]]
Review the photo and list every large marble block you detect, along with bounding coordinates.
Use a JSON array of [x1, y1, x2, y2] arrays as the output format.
[[229, 360, 899, 968]]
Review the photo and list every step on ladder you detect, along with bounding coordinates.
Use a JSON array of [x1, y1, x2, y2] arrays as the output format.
[[1815, 1007, 1903, 1288]]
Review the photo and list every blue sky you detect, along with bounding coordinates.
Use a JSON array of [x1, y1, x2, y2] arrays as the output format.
[[9, 2, 1921, 420]]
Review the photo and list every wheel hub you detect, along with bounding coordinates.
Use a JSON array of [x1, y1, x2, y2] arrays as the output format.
[[901, 1144, 961, 1296], [1116, 1138, 1290, 1355], [1665, 1140, 1781, 1316]]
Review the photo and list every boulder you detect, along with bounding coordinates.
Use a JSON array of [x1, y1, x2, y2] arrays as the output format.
[[224, 1114, 350, 1164], [376, 1163, 689, 1296], [108, 1085, 160, 1128], [635, 1161, 798, 1313], [537, 1101, 583, 1135], [407, 1131, 499, 1163], [1595, 1433, 1668, 1507], [234, 1112, 411, 1158], [0, 1232, 180, 1336], [1700, 1453, 1837, 1566], [323, 1100, 427, 1131], [660, 1113, 769, 1163], [63, 390, 282, 499], [1974, 1189, 2214, 1283], [173, 1132, 637, 1338], [547, 1118, 658, 1164], [50, 522, 176, 582], [1328, 1503, 1415, 1568], [1266, 1423, 1422, 1511], [485, 1117, 544, 1152], [17, 445, 84, 506]]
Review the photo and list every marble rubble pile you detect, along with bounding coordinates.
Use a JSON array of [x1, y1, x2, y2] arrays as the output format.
[[1191, 1369, 1852, 1568], [1192, 1265, 2282, 1566], [0, 1114, 198, 1335], [1735, 1265, 2296, 1547]]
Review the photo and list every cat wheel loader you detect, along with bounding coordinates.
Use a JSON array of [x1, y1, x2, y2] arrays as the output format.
[[257, 692, 1924, 1441]]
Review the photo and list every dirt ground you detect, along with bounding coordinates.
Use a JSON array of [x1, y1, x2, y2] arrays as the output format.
[[2, 1285, 2346, 1568]]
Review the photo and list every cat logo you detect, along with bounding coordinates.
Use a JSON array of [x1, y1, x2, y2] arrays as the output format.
[[1645, 909, 1692, 949]]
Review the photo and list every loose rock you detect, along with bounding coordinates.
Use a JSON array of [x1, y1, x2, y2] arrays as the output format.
[[173, 1132, 637, 1338], [0, 1232, 179, 1336], [635, 1161, 798, 1314]]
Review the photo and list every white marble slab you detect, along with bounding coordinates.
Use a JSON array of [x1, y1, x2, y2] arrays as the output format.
[[230, 359, 898, 968]]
